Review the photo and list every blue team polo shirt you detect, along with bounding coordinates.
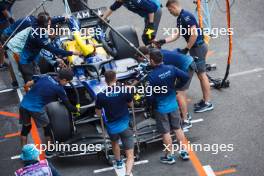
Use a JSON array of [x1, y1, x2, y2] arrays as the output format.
[[110, 0, 159, 18], [177, 9, 204, 46], [95, 88, 133, 134], [147, 64, 189, 113], [21, 76, 68, 112], [161, 49, 194, 72]]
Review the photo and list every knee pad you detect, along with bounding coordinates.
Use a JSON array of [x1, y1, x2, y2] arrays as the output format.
[[21, 125, 32, 136]]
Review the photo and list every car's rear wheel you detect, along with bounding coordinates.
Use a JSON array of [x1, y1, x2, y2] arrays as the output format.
[[46, 102, 73, 142], [109, 26, 139, 60]]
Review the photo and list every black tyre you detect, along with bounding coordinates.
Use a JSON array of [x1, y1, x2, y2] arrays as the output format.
[[109, 26, 139, 59], [46, 102, 73, 142]]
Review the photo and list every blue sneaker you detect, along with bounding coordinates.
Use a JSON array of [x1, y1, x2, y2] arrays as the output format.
[[179, 150, 189, 160], [194, 101, 214, 113], [160, 154, 176, 164], [115, 160, 124, 169]]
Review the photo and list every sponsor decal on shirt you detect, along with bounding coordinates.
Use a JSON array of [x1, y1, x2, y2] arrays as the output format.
[[158, 70, 172, 79]]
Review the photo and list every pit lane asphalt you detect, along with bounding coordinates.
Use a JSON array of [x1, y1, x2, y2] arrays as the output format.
[[0, 0, 264, 175]]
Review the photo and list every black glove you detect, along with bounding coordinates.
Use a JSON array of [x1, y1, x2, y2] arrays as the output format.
[[8, 17, 15, 24], [63, 99, 78, 113], [177, 48, 189, 55], [153, 39, 166, 48], [146, 22, 154, 30]]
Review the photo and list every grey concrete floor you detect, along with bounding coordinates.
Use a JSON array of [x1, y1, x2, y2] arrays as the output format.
[[0, 0, 264, 175]]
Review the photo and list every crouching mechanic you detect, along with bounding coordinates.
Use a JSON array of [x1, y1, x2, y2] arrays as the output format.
[[102, 0, 162, 45], [19, 69, 79, 150], [95, 71, 134, 176], [15, 144, 61, 176], [147, 48, 190, 164]]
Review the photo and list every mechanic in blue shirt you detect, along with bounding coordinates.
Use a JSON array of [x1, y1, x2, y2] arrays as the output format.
[[161, 49, 195, 128], [155, 0, 213, 113], [102, 0, 162, 45], [95, 70, 134, 176], [146, 48, 190, 164], [0, 0, 15, 32], [18, 12, 81, 84], [0, 0, 15, 69], [137, 46, 195, 129], [2, 13, 69, 86], [1, 16, 36, 42], [1, 12, 67, 40], [19, 69, 78, 148]]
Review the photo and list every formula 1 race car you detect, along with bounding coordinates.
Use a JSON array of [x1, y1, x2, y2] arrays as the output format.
[[39, 2, 163, 162]]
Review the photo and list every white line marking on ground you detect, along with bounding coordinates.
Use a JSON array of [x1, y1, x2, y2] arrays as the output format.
[[16, 89, 23, 102], [7, 87, 23, 160], [0, 88, 13, 94], [229, 68, 264, 77], [11, 155, 20, 160], [191, 119, 204, 124], [203, 165, 216, 176], [94, 167, 113, 173], [94, 160, 149, 174]]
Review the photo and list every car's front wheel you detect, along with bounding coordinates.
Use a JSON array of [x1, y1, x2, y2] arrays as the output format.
[[46, 101, 73, 142]]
